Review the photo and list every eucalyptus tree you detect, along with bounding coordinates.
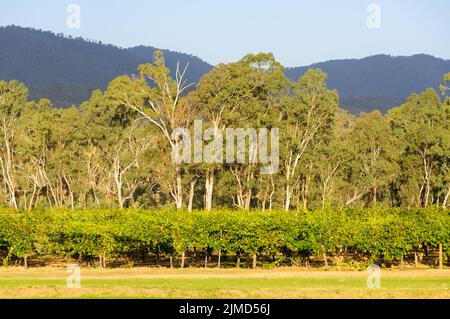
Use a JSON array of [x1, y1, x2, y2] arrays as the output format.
[[51, 106, 88, 209], [388, 88, 449, 207], [111, 51, 195, 209], [189, 53, 286, 210], [344, 111, 401, 207], [280, 69, 338, 210], [189, 60, 248, 210], [16, 99, 88, 209], [80, 87, 154, 208], [313, 133, 352, 209], [316, 109, 355, 208], [0, 80, 28, 209], [16, 99, 58, 208], [439, 73, 450, 208], [227, 54, 286, 210]]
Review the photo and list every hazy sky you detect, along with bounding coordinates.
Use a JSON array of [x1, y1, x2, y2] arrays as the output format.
[[1, 0, 449, 66]]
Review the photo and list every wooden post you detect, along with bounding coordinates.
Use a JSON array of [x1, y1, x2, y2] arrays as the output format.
[[252, 254, 257, 269], [439, 243, 443, 269]]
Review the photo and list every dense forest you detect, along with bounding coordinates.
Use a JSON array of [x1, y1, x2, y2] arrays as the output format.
[[0, 51, 449, 212]]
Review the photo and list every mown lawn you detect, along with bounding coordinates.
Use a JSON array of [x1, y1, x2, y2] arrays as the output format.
[[0, 267, 448, 299]]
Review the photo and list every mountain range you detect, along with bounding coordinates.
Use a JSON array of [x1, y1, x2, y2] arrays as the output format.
[[0, 25, 449, 113]]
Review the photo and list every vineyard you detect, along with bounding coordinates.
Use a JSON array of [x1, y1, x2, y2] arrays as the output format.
[[0, 208, 448, 269]]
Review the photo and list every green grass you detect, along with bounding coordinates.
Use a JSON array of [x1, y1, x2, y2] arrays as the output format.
[[0, 267, 448, 298]]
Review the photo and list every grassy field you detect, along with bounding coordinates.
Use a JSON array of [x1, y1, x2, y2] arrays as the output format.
[[0, 267, 448, 299]]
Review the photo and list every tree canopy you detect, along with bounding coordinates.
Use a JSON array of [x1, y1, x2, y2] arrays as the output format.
[[0, 55, 449, 211]]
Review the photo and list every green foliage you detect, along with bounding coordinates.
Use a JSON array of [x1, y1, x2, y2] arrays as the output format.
[[0, 208, 447, 267], [1, 53, 450, 212]]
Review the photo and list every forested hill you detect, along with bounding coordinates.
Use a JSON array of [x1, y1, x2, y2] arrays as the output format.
[[0, 26, 213, 106], [285, 54, 450, 113], [0, 26, 449, 112]]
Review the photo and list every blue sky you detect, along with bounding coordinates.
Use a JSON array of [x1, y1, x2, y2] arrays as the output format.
[[1, 0, 449, 66]]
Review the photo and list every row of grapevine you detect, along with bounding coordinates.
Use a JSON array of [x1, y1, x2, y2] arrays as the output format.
[[0, 208, 448, 268]]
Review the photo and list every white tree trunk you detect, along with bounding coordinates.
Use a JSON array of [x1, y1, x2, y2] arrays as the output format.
[[205, 169, 214, 211], [175, 166, 183, 209], [284, 184, 291, 211], [188, 178, 197, 212], [113, 156, 124, 208], [443, 186, 450, 209]]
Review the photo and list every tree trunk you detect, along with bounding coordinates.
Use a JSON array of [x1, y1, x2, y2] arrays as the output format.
[[414, 251, 419, 268], [245, 188, 252, 211], [346, 191, 366, 206], [302, 175, 311, 210], [28, 184, 37, 211], [0, 125, 18, 210], [252, 254, 257, 269], [69, 188, 74, 210], [269, 176, 275, 211], [417, 184, 424, 207], [284, 184, 291, 211], [188, 178, 197, 212], [323, 252, 328, 268], [204, 250, 208, 268], [217, 250, 221, 268], [443, 187, 450, 209], [422, 154, 432, 208], [63, 174, 74, 210], [205, 170, 214, 211], [169, 256, 173, 269], [439, 243, 443, 269], [424, 183, 430, 208], [175, 166, 183, 209], [180, 251, 185, 268], [321, 192, 326, 210], [113, 156, 124, 208], [24, 256, 28, 269], [236, 255, 240, 269]]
